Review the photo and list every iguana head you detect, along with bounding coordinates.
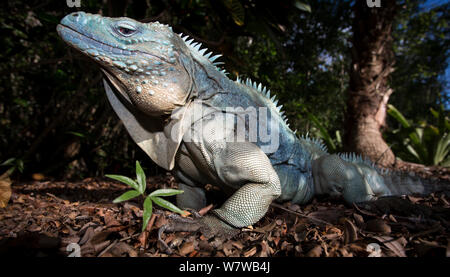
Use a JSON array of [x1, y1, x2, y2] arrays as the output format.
[[57, 12, 194, 116]]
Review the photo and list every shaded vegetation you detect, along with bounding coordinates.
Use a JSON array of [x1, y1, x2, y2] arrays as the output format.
[[0, 0, 448, 181]]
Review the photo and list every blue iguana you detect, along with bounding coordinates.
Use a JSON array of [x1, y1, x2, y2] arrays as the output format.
[[57, 12, 447, 239]]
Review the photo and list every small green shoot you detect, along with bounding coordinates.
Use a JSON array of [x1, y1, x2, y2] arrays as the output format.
[[106, 161, 185, 231]]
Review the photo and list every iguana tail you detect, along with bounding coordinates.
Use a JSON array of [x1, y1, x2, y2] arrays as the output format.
[[380, 170, 450, 196]]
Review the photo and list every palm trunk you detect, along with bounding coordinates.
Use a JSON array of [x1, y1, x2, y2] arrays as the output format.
[[344, 0, 398, 167]]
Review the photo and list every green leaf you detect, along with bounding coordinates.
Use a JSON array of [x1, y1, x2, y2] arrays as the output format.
[[440, 156, 450, 167], [105, 174, 140, 191], [387, 104, 411, 129], [1, 158, 16, 166], [430, 107, 439, 119], [434, 133, 450, 165], [388, 104, 428, 162], [142, 196, 153, 232], [97, 149, 107, 157], [150, 196, 184, 215], [307, 112, 336, 151], [294, 1, 312, 13], [113, 190, 141, 203], [67, 131, 85, 138], [222, 0, 245, 26], [135, 161, 146, 194], [14, 98, 29, 107], [149, 189, 184, 198]]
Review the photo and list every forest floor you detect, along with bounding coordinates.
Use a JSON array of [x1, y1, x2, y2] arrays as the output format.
[[0, 174, 449, 257]]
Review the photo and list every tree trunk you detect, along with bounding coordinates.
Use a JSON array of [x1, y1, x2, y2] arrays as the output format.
[[344, 0, 398, 167]]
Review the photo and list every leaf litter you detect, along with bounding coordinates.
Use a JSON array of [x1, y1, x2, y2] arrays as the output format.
[[0, 174, 449, 257]]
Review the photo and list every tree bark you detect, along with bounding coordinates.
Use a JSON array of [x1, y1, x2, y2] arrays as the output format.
[[344, 0, 398, 167]]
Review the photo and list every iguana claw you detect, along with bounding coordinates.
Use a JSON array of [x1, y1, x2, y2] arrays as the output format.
[[157, 214, 239, 254]]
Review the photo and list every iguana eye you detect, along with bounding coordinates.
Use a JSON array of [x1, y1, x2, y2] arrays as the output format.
[[116, 23, 136, 36]]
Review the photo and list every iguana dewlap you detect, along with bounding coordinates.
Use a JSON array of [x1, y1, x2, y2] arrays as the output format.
[[57, 12, 445, 234]]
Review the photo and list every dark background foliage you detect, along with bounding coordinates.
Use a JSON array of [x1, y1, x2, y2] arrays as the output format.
[[0, 0, 448, 180]]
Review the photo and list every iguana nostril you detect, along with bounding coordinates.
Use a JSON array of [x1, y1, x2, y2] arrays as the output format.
[[72, 12, 79, 17]]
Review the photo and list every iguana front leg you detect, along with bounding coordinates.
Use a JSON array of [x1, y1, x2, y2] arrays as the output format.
[[161, 141, 281, 242], [210, 142, 282, 228]]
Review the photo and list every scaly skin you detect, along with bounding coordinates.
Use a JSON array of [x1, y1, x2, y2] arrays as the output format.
[[57, 12, 447, 238]]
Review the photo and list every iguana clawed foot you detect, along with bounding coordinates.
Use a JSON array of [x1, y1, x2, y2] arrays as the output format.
[[157, 213, 239, 254]]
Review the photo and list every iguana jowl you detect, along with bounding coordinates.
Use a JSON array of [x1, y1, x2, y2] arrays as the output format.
[[57, 12, 446, 236]]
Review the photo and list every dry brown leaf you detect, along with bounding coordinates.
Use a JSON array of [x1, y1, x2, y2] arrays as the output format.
[[0, 174, 12, 208], [244, 246, 257, 257], [388, 214, 397, 223], [179, 241, 195, 256], [273, 236, 280, 246], [223, 241, 234, 256], [104, 210, 121, 226], [66, 211, 78, 221], [188, 250, 199, 257], [253, 221, 276, 233], [407, 195, 421, 204], [32, 173, 45, 181], [353, 213, 364, 227], [259, 240, 272, 257], [231, 240, 244, 250], [198, 204, 213, 216], [341, 218, 358, 244], [138, 230, 148, 248], [366, 219, 391, 234], [154, 214, 168, 228], [447, 240, 450, 257], [373, 236, 406, 257], [306, 245, 323, 257], [181, 210, 191, 217], [307, 209, 345, 225]]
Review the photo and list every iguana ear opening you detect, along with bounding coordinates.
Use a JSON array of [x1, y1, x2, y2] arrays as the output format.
[[103, 79, 190, 170]]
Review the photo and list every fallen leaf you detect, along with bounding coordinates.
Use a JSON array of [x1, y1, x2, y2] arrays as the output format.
[[67, 212, 78, 221], [32, 173, 45, 181], [0, 174, 12, 208], [244, 246, 257, 257], [181, 210, 191, 217], [138, 231, 148, 248], [179, 241, 196, 256], [306, 245, 323, 257], [253, 221, 276, 233], [366, 219, 391, 234], [223, 241, 234, 256], [407, 195, 421, 204], [231, 241, 244, 250], [189, 250, 199, 257], [353, 213, 364, 227], [373, 236, 406, 257], [388, 214, 397, 223], [259, 240, 272, 257], [104, 210, 121, 227], [198, 204, 213, 216], [105, 242, 138, 257], [341, 218, 358, 244]]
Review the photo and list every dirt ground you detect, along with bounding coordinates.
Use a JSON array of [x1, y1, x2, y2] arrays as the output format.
[[0, 173, 449, 257]]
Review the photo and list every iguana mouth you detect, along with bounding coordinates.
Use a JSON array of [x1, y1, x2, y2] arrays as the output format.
[[58, 24, 172, 65], [57, 24, 134, 56]]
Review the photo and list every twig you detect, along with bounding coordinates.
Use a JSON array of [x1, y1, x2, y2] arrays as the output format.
[[409, 224, 444, 239], [45, 192, 66, 203], [97, 239, 118, 257], [119, 233, 141, 242], [270, 202, 333, 226]]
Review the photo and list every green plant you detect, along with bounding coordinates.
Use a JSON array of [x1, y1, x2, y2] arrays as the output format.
[[0, 157, 24, 177], [306, 111, 343, 153], [106, 161, 185, 231], [386, 104, 450, 166]]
